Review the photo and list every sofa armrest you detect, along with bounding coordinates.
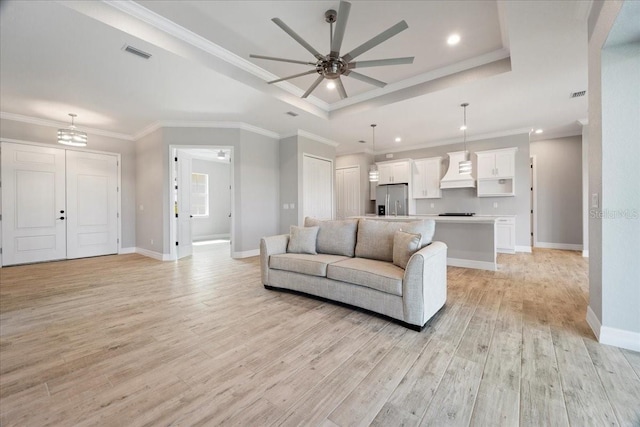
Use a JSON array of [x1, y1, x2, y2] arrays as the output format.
[[259, 234, 289, 285], [402, 241, 448, 326]]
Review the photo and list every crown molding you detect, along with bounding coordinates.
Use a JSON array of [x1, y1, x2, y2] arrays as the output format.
[[529, 128, 582, 142], [135, 120, 280, 140], [280, 129, 340, 147], [0, 112, 134, 141]]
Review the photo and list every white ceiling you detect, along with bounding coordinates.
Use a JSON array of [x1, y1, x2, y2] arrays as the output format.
[[0, 0, 590, 154]]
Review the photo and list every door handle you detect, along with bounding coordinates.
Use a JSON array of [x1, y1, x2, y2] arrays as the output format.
[[60, 210, 65, 214], [58, 216, 65, 220]]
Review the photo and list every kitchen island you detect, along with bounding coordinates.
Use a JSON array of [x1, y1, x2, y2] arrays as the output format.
[[357, 215, 513, 271]]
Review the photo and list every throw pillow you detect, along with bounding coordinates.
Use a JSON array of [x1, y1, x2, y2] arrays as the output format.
[[402, 219, 436, 247], [393, 230, 422, 269], [287, 225, 319, 254], [304, 217, 358, 257]]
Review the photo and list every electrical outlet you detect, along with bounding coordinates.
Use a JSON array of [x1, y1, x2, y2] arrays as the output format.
[[493, 202, 498, 208], [430, 203, 435, 208]]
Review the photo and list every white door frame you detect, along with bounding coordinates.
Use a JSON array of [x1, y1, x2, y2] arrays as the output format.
[[168, 145, 235, 260], [0, 138, 123, 267], [301, 153, 334, 225], [531, 155, 538, 248]]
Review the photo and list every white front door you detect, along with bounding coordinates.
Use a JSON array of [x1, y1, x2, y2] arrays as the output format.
[[303, 155, 333, 221], [66, 150, 118, 259], [176, 151, 193, 259], [1, 142, 66, 265]]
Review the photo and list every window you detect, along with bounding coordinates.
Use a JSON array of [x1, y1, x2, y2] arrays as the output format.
[[191, 173, 209, 217]]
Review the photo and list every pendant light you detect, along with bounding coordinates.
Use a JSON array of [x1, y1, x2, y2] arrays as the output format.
[[58, 113, 88, 147], [368, 124, 379, 182], [459, 103, 472, 175]]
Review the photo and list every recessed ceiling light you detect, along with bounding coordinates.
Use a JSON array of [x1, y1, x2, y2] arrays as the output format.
[[326, 81, 336, 90], [535, 129, 543, 134], [447, 34, 461, 45], [395, 137, 402, 142]]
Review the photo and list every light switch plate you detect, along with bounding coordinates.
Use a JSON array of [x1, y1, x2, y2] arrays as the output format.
[[493, 202, 498, 208], [283, 204, 289, 210], [290, 203, 295, 209], [591, 193, 599, 208]]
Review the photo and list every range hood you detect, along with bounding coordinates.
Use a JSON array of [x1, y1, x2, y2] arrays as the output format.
[[440, 151, 476, 189]]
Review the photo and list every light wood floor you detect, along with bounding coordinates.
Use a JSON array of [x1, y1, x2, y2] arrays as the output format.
[[1, 243, 639, 426]]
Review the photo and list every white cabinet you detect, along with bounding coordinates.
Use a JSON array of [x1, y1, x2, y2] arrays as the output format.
[[476, 147, 517, 197], [413, 157, 442, 199], [377, 159, 411, 185], [496, 217, 516, 254]]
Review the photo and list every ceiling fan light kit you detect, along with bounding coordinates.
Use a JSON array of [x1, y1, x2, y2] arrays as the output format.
[[250, 1, 414, 100]]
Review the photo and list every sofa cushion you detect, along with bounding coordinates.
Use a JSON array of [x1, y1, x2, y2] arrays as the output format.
[[327, 258, 404, 296], [393, 231, 422, 269], [287, 225, 319, 254], [304, 217, 358, 257], [270, 253, 349, 277]]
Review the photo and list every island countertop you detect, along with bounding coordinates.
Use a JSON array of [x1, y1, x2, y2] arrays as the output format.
[[359, 214, 514, 224]]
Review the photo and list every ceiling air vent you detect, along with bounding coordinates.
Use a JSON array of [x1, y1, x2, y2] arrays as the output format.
[[285, 111, 299, 117], [123, 45, 152, 60], [570, 90, 586, 98]]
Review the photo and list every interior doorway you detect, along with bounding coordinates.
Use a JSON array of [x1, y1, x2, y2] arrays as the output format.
[[169, 145, 234, 260]]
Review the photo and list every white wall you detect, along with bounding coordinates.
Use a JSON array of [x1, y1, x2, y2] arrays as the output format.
[[191, 158, 231, 241], [0, 118, 137, 249], [530, 136, 583, 248]]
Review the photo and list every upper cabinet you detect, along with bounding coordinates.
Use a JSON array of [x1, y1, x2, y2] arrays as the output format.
[[475, 147, 518, 197], [412, 157, 442, 199], [377, 159, 411, 185]]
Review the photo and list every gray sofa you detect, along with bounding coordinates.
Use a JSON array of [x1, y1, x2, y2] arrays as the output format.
[[260, 217, 447, 330]]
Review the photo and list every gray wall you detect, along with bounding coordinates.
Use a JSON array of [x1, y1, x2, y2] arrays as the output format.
[[191, 158, 231, 241], [336, 152, 375, 215], [531, 136, 583, 246], [135, 128, 164, 253], [0, 118, 137, 249], [278, 134, 337, 233], [279, 136, 298, 233], [376, 133, 531, 247], [588, 0, 640, 343], [137, 127, 279, 256]]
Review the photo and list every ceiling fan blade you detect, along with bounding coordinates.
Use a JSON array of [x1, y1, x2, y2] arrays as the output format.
[[302, 75, 325, 98], [250, 54, 316, 66], [344, 71, 387, 88], [348, 57, 414, 69], [342, 20, 409, 63], [272, 18, 324, 60], [330, 1, 352, 57], [268, 69, 317, 84], [335, 77, 348, 99]]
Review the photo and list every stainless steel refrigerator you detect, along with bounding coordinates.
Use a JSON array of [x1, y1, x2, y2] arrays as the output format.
[[376, 184, 408, 216]]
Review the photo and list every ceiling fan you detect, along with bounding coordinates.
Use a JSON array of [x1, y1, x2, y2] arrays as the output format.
[[250, 1, 414, 99]]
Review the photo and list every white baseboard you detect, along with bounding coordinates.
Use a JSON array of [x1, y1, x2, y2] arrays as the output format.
[[586, 306, 640, 352], [119, 247, 136, 254], [136, 247, 173, 261], [447, 257, 496, 271], [535, 242, 583, 251], [516, 245, 532, 253], [582, 250, 589, 257], [232, 249, 260, 259]]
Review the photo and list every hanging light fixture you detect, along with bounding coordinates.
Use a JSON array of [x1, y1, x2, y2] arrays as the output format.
[[217, 150, 226, 160], [57, 113, 87, 147], [368, 124, 379, 182], [459, 103, 472, 174]]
